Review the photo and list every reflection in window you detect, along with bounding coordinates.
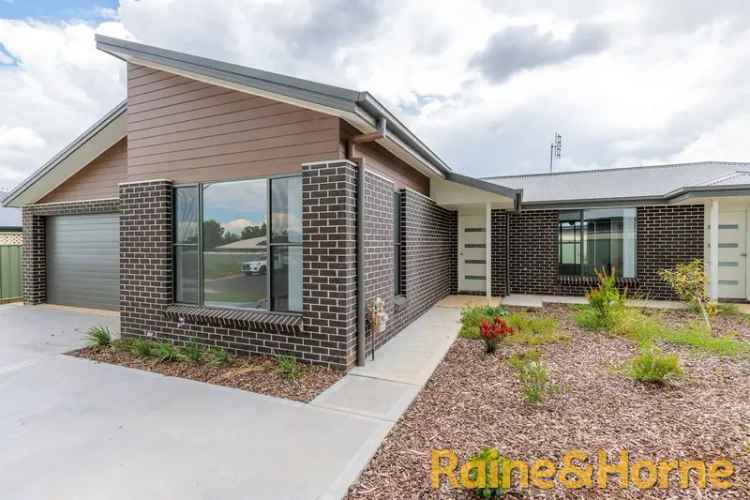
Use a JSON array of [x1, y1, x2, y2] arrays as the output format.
[[202, 179, 268, 309], [174, 186, 199, 303], [558, 208, 636, 278], [270, 177, 303, 312]]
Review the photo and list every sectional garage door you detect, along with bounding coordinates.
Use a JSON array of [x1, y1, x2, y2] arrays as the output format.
[[46, 214, 120, 310]]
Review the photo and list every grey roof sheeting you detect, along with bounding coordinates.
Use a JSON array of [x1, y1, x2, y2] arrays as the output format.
[[2, 100, 127, 207], [484, 161, 750, 206], [95, 35, 454, 176]]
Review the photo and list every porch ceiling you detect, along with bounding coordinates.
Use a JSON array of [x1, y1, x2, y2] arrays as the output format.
[[430, 176, 521, 211]]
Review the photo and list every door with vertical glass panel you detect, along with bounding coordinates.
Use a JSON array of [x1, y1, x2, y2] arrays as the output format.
[[458, 214, 486, 292], [717, 211, 747, 299]]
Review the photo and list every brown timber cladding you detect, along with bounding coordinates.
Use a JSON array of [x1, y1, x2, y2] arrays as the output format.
[[126, 64, 341, 184], [40, 139, 127, 203]]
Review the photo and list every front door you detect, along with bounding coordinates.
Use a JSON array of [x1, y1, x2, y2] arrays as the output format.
[[458, 214, 487, 292], [717, 210, 747, 300]]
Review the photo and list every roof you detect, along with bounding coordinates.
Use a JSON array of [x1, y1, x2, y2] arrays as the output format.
[[0, 191, 22, 228], [95, 35, 454, 178], [484, 161, 750, 207], [214, 236, 267, 251], [2, 101, 127, 208]]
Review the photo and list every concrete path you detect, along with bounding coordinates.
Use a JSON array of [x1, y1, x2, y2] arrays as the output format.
[[310, 305, 461, 496], [0, 303, 461, 500]]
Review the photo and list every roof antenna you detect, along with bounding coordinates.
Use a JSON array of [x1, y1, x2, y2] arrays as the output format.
[[549, 133, 562, 172]]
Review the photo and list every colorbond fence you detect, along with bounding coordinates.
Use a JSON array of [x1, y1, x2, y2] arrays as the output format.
[[0, 245, 22, 303]]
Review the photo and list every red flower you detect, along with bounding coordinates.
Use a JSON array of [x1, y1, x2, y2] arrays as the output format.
[[480, 316, 514, 351]]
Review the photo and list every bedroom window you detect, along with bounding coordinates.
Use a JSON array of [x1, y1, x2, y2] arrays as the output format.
[[559, 208, 636, 278], [173, 175, 302, 312]]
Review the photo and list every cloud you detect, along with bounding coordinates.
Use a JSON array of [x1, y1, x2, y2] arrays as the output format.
[[470, 23, 610, 82], [2, 0, 750, 191], [0, 126, 46, 149]]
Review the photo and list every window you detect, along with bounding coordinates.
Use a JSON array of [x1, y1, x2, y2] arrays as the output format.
[[559, 208, 636, 278], [393, 191, 403, 296], [173, 176, 302, 313]]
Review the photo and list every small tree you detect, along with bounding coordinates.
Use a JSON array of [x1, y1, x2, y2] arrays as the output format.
[[585, 268, 625, 328], [659, 259, 712, 331]]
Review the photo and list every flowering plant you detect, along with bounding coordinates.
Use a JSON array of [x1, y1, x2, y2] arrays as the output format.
[[479, 316, 514, 353]]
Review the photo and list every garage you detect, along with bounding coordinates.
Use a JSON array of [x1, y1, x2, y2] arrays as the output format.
[[46, 214, 120, 310]]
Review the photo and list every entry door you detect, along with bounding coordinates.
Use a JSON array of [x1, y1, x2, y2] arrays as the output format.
[[458, 215, 487, 292], [717, 211, 747, 300]]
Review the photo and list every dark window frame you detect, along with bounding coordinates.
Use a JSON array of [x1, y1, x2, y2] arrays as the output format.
[[558, 208, 637, 278], [393, 191, 404, 297], [173, 174, 303, 314]]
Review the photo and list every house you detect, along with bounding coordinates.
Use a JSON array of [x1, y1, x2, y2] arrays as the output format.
[[0, 191, 22, 246], [1, 35, 744, 369]]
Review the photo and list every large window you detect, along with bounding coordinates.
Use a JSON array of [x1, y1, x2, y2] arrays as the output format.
[[559, 208, 636, 278], [173, 176, 302, 312]]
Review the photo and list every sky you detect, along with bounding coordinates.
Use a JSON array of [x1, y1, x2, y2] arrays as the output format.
[[1, 1, 750, 192]]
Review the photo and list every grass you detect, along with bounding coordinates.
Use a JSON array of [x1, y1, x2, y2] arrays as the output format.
[[507, 349, 541, 370], [131, 338, 156, 359], [207, 347, 231, 367], [86, 326, 112, 348], [505, 313, 567, 345], [611, 308, 750, 357], [626, 347, 683, 383], [153, 342, 181, 363], [517, 360, 553, 405]]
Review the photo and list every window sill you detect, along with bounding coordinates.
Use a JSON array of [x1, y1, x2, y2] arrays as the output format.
[[164, 304, 302, 335], [557, 275, 639, 287]]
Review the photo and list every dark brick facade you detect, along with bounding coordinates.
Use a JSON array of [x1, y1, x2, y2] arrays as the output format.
[[22, 198, 120, 305], [637, 205, 705, 299], [362, 171, 455, 350], [301, 160, 359, 369], [490, 205, 705, 300], [118, 177, 337, 366]]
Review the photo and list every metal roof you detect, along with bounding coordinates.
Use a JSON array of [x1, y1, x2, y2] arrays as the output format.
[[484, 162, 750, 206]]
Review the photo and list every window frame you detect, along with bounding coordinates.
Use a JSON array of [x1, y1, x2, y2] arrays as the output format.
[[173, 173, 303, 314], [393, 190, 404, 297], [558, 208, 637, 278]]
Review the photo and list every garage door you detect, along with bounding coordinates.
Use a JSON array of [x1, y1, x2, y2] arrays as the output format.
[[46, 214, 120, 310]]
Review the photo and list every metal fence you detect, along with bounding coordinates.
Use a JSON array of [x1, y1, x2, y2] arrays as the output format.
[[0, 245, 22, 303]]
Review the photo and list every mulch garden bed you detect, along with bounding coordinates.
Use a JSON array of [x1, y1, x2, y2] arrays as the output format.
[[70, 346, 342, 403], [346, 305, 750, 499]]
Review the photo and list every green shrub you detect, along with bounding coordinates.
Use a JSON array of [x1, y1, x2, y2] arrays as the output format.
[[86, 326, 112, 348], [716, 303, 741, 316], [465, 448, 510, 498], [627, 347, 683, 383], [507, 349, 541, 370], [131, 338, 156, 359], [180, 339, 204, 363], [579, 268, 625, 329], [277, 355, 301, 380], [153, 342, 181, 363], [659, 259, 713, 330], [207, 347, 231, 367], [459, 305, 509, 339], [518, 360, 553, 405]]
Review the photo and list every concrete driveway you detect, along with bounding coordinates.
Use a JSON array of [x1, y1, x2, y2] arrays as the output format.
[[0, 304, 391, 500]]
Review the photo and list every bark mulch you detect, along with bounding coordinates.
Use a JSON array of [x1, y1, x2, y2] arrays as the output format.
[[346, 305, 750, 499], [70, 346, 342, 403]]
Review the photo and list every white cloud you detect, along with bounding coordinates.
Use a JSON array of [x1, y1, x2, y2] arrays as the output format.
[[2, 0, 750, 191], [223, 218, 264, 235], [0, 126, 46, 150]]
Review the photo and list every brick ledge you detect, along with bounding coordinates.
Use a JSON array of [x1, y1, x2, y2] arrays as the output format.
[[164, 305, 302, 335], [557, 275, 639, 287]]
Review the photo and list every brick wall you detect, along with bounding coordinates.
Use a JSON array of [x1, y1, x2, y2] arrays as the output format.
[[507, 209, 559, 295], [302, 160, 358, 369], [448, 211, 458, 294], [22, 198, 120, 305], [362, 170, 396, 349], [637, 205, 704, 299], [491, 205, 704, 300]]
